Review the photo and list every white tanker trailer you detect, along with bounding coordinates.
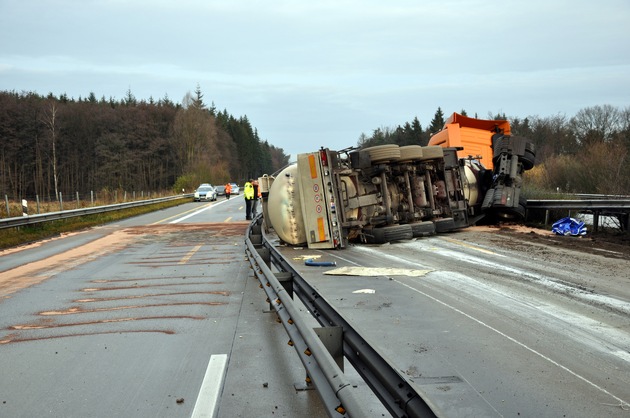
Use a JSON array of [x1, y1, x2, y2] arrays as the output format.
[[259, 113, 535, 249]]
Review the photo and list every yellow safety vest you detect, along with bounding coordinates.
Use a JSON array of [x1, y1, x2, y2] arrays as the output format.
[[244, 182, 254, 199]]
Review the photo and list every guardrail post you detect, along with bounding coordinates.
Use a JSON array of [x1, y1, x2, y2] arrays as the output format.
[[250, 234, 263, 247], [593, 210, 600, 233], [76, 191, 80, 209], [256, 246, 270, 267], [275, 272, 293, 297], [91, 190, 94, 206], [36, 195, 40, 214], [296, 327, 345, 392], [5, 195, 9, 216], [265, 272, 293, 313], [59, 192, 63, 211], [314, 326, 344, 372], [22, 199, 28, 216]]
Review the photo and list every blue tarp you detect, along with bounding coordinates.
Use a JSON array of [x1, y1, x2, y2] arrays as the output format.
[[551, 217, 588, 236]]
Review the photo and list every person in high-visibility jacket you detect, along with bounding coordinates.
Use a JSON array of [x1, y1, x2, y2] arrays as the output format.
[[225, 183, 232, 200], [243, 180, 255, 220]]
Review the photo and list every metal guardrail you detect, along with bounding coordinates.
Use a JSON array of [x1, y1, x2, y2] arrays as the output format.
[[244, 217, 370, 418], [575, 194, 630, 200], [0, 194, 193, 230], [525, 199, 630, 231], [244, 216, 441, 418], [526, 199, 630, 210]]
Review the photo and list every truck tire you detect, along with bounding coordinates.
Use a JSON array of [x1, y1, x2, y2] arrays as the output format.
[[364, 224, 413, 244], [417, 146, 444, 161], [499, 196, 527, 219], [521, 149, 536, 170], [492, 137, 536, 170], [363, 144, 401, 163], [434, 217, 456, 233], [397, 145, 423, 162], [410, 221, 436, 237]]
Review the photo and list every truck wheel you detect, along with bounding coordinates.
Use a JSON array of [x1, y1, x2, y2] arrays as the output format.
[[363, 144, 401, 163], [498, 197, 527, 219], [364, 224, 413, 244], [410, 221, 436, 237], [417, 146, 444, 161], [521, 149, 536, 170], [434, 217, 456, 233], [397, 145, 423, 162]]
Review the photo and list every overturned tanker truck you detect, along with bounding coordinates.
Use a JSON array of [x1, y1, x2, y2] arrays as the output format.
[[258, 112, 535, 249]]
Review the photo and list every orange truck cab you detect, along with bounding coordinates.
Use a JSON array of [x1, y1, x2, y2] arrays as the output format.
[[428, 113, 511, 170]]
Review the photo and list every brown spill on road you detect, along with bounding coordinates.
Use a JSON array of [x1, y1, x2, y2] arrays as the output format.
[[89, 276, 222, 283], [0, 222, 248, 344], [0, 330, 176, 345], [75, 291, 230, 303], [9, 316, 205, 330], [81, 281, 218, 292], [39, 301, 227, 316]]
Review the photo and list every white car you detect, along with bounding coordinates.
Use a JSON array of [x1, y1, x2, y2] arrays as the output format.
[[194, 185, 217, 201], [229, 183, 240, 195]]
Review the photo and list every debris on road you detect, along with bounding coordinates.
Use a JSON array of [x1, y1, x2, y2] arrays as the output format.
[[552, 217, 587, 236]]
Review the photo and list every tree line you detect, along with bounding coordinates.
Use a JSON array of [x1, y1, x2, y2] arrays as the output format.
[[357, 105, 630, 196], [2, 84, 628, 205], [0, 86, 290, 202]]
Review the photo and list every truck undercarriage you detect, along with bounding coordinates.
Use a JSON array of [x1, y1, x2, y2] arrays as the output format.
[[261, 113, 535, 249]]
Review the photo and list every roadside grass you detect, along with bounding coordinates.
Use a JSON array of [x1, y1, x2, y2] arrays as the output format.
[[0, 197, 189, 251]]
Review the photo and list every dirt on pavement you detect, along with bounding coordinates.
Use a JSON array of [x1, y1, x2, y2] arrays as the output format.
[[469, 223, 630, 261]]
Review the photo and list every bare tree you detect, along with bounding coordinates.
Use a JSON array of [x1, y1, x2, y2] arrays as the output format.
[[570, 104, 620, 146], [172, 97, 220, 182], [528, 114, 576, 160], [41, 102, 59, 200]]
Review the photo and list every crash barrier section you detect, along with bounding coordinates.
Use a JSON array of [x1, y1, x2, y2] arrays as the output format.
[[526, 199, 630, 232], [244, 214, 442, 418], [244, 215, 369, 418], [0, 194, 193, 230]]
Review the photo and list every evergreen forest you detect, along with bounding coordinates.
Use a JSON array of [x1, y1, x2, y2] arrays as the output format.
[[2, 85, 629, 208], [0, 86, 290, 203]]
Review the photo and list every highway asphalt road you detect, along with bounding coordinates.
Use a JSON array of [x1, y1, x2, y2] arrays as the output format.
[[276, 226, 630, 417], [1, 196, 629, 417], [0, 198, 364, 418]]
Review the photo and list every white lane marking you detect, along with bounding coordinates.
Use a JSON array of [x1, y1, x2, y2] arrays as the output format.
[[394, 279, 630, 407], [326, 243, 630, 401], [191, 354, 228, 418], [360, 241, 630, 315], [171, 199, 230, 224]]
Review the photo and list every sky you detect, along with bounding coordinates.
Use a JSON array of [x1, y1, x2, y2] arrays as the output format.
[[1, 0, 629, 160]]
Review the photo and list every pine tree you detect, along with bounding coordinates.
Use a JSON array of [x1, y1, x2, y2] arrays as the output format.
[[192, 83, 205, 110], [429, 107, 445, 134]]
